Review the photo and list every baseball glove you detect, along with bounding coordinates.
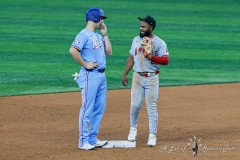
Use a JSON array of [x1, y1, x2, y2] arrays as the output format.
[[141, 37, 153, 58]]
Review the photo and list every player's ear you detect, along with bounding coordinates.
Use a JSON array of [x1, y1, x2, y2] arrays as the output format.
[[149, 25, 153, 31], [150, 26, 153, 31]]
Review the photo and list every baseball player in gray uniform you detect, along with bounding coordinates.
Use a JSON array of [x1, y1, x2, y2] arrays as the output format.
[[122, 15, 169, 147]]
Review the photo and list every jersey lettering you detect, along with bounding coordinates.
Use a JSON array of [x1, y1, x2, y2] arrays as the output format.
[[92, 38, 103, 49]]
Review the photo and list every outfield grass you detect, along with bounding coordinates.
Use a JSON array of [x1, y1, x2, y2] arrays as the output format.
[[0, 0, 239, 96]]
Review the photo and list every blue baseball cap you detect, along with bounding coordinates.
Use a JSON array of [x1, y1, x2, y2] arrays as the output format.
[[86, 8, 107, 23]]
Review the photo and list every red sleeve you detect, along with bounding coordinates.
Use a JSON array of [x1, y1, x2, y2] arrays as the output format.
[[151, 55, 169, 65]]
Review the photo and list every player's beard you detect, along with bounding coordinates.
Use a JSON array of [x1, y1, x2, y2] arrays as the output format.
[[140, 30, 150, 38]]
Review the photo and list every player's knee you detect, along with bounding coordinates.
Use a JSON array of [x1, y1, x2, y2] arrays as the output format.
[[130, 105, 141, 112]]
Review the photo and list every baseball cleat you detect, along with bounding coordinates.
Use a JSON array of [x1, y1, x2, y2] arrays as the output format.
[[128, 127, 137, 141], [93, 140, 108, 148], [79, 143, 95, 150], [147, 134, 157, 147]]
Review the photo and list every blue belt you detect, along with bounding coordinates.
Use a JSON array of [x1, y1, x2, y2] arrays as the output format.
[[86, 68, 105, 73], [97, 68, 105, 73]]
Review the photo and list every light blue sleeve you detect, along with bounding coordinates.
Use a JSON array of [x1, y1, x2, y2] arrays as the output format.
[[71, 32, 87, 51]]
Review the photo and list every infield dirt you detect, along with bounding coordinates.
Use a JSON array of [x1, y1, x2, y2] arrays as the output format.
[[0, 83, 239, 160]]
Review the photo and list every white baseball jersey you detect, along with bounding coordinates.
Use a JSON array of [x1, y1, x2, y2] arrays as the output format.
[[130, 35, 169, 72]]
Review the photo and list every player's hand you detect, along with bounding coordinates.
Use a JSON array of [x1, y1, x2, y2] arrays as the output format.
[[85, 61, 98, 70], [122, 75, 128, 86], [100, 23, 107, 36]]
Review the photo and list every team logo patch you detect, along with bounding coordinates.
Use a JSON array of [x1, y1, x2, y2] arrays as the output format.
[[74, 40, 80, 44], [165, 48, 169, 55]]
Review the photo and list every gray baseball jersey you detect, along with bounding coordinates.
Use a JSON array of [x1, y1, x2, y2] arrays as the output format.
[[130, 35, 169, 72]]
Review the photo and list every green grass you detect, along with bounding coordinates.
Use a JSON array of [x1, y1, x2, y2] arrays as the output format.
[[0, 0, 240, 96]]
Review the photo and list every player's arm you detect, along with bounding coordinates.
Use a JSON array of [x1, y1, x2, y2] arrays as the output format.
[[100, 22, 112, 55], [122, 55, 134, 86], [69, 47, 98, 69], [103, 35, 112, 55], [146, 54, 169, 65], [145, 41, 169, 65]]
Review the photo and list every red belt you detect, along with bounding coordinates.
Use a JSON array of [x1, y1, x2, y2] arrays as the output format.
[[138, 71, 159, 77]]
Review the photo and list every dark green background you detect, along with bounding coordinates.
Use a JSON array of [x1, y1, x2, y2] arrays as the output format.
[[0, 0, 239, 96]]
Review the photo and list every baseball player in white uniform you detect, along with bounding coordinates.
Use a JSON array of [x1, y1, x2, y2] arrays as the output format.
[[122, 15, 169, 147]]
